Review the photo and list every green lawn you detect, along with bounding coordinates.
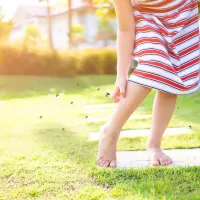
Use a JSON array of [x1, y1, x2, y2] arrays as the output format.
[[0, 75, 200, 200]]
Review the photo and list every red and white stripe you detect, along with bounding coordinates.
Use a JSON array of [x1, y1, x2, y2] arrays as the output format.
[[128, 0, 200, 95]]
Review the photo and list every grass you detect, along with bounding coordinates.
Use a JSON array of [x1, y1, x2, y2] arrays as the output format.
[[0, 75, 200, 200], [116, 134, 200, 151], [87, 116, 193, 132]]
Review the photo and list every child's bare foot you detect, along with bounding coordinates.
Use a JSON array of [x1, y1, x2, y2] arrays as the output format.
[[97, 123, 118, 168], [147, 147, 173, 166]]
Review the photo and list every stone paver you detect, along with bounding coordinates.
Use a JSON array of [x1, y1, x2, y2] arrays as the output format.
[[88, 127, 193, 141], [85, 103, 199, 168], [116, 149, 200, 168], [87, 114, 152, 122]]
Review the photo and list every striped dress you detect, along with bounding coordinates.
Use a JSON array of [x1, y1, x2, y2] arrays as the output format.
[[128, 0, 200, 95]]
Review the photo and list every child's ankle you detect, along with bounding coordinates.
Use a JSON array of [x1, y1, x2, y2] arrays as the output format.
[[146, 145, 161, 152], [101, 123, 119, 140]]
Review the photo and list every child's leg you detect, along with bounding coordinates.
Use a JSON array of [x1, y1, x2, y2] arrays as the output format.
[[97, 81, 152, 168], [147, 91, 177, 166]]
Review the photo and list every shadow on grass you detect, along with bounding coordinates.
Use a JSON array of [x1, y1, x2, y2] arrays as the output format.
[[0, 75, 115, 100]]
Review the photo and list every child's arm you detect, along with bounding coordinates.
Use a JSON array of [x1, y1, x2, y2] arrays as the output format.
[[112, 0, 136, 78]]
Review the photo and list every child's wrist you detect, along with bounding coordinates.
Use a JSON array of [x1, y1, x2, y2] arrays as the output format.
[[116, 74, 128, 79]]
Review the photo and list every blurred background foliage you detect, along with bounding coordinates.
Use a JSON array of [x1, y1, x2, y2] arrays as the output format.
[[94, 0, 115, 18], [0, 0, 199, 77], [0, 45, 117, 77], [0, 7, 13, 42]]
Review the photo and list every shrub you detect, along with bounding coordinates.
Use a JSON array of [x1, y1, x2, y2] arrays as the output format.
[[0, 45, 117, 77], [77, 48, 117, 75], [100, 48, 117, 74], [78, 49, 104, 75]]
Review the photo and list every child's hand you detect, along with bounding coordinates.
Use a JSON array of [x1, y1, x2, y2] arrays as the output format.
[[111, 75, 128, 102]]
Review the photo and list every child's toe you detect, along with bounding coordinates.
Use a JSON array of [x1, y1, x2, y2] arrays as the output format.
[[97, 158, 102, 165], [160, 158, 167, 166], [103, 160, 110, 168], [151, 159, 160, 166], [99, 159, 109, 167], [110, 160, 117, 168]]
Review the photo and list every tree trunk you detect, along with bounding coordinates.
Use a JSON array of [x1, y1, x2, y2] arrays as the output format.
[[47, 0, 53, 49], [67, 0, 72, 48]]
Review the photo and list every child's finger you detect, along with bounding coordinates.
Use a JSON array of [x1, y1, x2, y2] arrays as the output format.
[[111, 86, 120, 101], [119, 84, 126, 98]]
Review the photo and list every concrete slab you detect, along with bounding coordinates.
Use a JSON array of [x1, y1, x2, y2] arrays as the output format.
[[87, 114, 152, 122], [88, 127, 193, 141], [116, 149, 200, 168]]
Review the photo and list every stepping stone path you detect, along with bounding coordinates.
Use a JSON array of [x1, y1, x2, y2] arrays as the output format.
[[88, 127, 193, 141], [116, 149, 200, 168], [83, 103, 198, 168]]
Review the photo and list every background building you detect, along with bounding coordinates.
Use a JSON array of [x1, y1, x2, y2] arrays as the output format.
[[10, 0, 117, 49]]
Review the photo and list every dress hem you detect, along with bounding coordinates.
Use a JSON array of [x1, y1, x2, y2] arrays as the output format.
[[128, 76, 200, 96]]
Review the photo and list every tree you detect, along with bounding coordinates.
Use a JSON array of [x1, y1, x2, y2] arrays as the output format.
[[67, 0, 72, 48], [23, 25, 41, 49], [93, 0, 115, 18], [38, 0, 53, 49], [96, 18, 116, 46], [25, 25, 41, 39], [71, 24, 85, 46], [54, 0, 72, 48], [93, 0, 200, 16], [86, 0, 200, 18], [0, 7, 13, 42]]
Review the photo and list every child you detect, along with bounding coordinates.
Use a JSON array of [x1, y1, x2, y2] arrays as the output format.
[[97, 0, 200, 168]]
